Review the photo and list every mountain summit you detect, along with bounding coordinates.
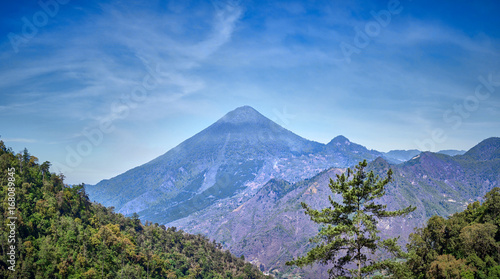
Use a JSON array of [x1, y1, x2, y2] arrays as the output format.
[[86, 106, 384, 224], [460, 137, 500, 161], [217, 106, 269, 125], [327, 135, 350, 145]]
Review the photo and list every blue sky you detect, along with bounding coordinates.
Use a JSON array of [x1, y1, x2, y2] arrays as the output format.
[[1, 0, 499, 184]]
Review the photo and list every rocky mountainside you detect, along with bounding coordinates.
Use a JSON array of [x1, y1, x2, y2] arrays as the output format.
[[85, 106, 381, 224], [169, 138, 500, 278], [85, 106, 499, 278]]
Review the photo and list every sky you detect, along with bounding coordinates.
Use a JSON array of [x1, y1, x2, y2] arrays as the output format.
[[1, 0, 499, 184]]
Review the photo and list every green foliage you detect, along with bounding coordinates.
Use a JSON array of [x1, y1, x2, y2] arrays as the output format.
[[0, 140, 271, 279], [487, 265, 500, 279], [407, 187, 500, 278], [425, 254, 475, 279], [286, 160, 416, 278]]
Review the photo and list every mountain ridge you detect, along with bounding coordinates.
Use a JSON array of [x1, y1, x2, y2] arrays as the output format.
[[84, 106, 499, 278], [459, 137, 500, 161], [168, 141, 500, 277], [86, 108, 498, 226], [85, 106, 381, 224]]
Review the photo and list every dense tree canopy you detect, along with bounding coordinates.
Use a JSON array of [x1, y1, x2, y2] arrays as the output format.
[[0, 140, 271, 279], [406, 187, 500, 279]]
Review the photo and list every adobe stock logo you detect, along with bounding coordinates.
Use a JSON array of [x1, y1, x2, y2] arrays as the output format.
[[339, 0, 405, 64], [414, 72, 499, 151], [7, 0, 70, 53]]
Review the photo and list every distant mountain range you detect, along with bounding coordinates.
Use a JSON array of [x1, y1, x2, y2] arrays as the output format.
[[85, 106, 499, 278], [86, 106, 382, 223], [166, 138, 499, 278], [381, 149, 465, 164]]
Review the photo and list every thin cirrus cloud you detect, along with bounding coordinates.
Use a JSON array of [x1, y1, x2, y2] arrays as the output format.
[[0, 0, 499, 184], [2, 138, 37, 143], [1, 1, 243, 118], [0, 1, 245, 183]]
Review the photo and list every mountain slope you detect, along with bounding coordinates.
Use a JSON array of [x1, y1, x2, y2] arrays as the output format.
[[86, 106, 381, 224], [84, 106, 499, 278], [457, 137, 500, 161], [0, 141, 270, 278], [86, 106, 320, 222], [169, 138, 500, 278], [323, 135, 383, 165]]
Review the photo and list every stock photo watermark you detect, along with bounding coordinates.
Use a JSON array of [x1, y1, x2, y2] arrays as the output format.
[[339, 0, 405, 64], [7, 0, 70, 53], [5, 167, 18, 271], [415, 72, 500, 151], [272, 107, 296, 127], [257, 106, 296, 143], [52, 61, 165, 174]]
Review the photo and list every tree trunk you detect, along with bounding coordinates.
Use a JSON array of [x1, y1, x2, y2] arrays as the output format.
[[357, 197, 362, 278], [356, 220, 361, 279], [357, 245, 361, 278], [102, 239, 104, 278]]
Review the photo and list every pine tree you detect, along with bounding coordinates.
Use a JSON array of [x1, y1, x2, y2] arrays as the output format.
[[286, 160, 416, 278]]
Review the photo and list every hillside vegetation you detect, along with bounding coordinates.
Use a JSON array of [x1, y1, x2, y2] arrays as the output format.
[[407, 187, 500, 278], [0, 140, 270, 279]]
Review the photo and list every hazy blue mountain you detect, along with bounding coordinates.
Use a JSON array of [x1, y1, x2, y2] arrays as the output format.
[[457, 137, 500, 161], [323, 135, 383, 166], [382, 149, 421, 163], [437, 149, 466, 156], [382, 149, 466, 164], [86, 106, 381, 224], [169, 138, 500, 278], [85, 105, 499, 278]]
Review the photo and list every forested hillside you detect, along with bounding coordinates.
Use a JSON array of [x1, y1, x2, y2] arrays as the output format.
[[407, 187, 500, 278], [0, 140, 270, 279]]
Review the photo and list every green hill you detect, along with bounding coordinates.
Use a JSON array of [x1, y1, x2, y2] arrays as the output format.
[[0, 140, 271, 279], [407, 187, 500, 278]]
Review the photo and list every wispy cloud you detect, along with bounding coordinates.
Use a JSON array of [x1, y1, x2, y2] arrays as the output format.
[[1, 0, 244, 122], [2, 138, 37, 143], [0, 0, 498, 183]]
